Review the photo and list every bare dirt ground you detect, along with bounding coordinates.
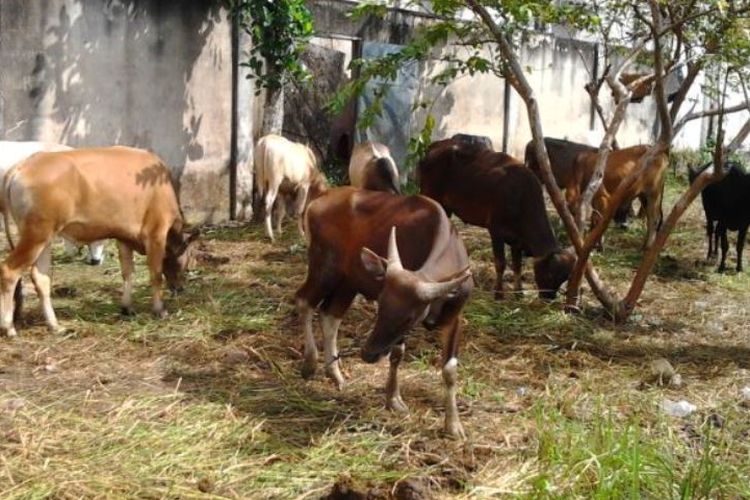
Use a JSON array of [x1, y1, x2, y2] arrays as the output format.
[[1, 174, 749, 498]]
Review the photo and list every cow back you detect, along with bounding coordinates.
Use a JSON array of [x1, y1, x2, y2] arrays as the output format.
[[7, 146, 181, 246], [305, 187, 468, 301]]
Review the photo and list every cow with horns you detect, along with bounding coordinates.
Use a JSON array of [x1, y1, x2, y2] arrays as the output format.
[[295, 187, 473, 438]]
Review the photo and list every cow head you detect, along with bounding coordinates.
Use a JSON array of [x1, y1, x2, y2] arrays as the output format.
[[359, 227, 471, 363], [163, 227, 200, 292], [533, 247, 576, 300]]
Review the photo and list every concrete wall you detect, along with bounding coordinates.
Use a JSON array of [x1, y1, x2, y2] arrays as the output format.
[[0, 0, 234, 223]]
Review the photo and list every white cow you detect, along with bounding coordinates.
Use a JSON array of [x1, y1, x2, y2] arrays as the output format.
[[254, 134, 327, 242], [348, 141, 400, 193], [0, 141, 106, 264]]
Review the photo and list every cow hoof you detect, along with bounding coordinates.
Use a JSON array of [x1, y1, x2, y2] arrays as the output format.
[[88, 258, 102, 266], [120, 307, 135, 317], [493, 291, 505, 300], [48, 325, 65, 335], [4, 327, 17, 338], [443, 421, 466, 440], [154, 309, 168, 320], [386, 396, 409, 413], [300, 362, 317, 380], [326, 369, 346, 390]]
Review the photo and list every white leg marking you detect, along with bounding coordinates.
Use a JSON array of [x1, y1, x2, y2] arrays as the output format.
[[386, 343, 408, 413], [442, 357, 465, 439], [321, 313, 345, 389], [117, 243, 134, 314], [31, 245, 60, 333]]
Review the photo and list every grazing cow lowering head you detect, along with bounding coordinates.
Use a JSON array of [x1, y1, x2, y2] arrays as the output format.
[[360, 227, 470, 362], [419, 139, 574, 300], [0, 146, 198, 337], [296, 187, 472, 437], [163, 227, 201, 292]]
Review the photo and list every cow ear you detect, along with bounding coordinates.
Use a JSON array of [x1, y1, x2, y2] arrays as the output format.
[[361, 247, 387, 280]]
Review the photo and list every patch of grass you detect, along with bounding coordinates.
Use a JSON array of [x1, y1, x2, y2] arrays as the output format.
[[2, 176, 750, 497]]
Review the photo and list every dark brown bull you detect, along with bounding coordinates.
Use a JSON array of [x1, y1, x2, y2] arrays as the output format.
[[418, 138, 575, 300], [295, 187, 472, 438]]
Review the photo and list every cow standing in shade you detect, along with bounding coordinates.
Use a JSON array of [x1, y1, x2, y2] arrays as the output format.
[[0, 141, 106, 264], [418, 138, 574, 300], [296, 187, 472, 438], [525, 138, 668, 248], [254, 134, 328, 242], [689, 161, 750, 272], [1, 146, 198, 337], [348, 141, 400, 193]]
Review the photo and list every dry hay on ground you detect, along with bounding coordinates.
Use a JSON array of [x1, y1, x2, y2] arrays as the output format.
[[1, 175, 749, 498]]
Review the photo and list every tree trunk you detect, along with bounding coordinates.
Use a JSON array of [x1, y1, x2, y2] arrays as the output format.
[[262, 85, 285, 136]]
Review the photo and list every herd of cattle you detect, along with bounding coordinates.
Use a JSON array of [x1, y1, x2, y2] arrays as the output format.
[[0, 133, 746, 437]]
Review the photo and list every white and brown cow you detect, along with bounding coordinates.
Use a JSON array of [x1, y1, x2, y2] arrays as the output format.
[[1, 146, 198, 337], [296, 187, 472, 438], [348, 141, 400, 193], [254, 134, 327, 241], [0, 141, 106, 264]]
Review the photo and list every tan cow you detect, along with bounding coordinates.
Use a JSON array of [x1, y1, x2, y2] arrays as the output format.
[[348, 141, 400, 193], [0, 141, 106, 264], [254, 134, 327, 241], [0, 146, 198, 337]]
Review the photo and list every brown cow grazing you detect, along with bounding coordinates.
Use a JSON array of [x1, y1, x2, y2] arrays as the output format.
[[348, 141, 400, 193], [419, 138, 575, 300], [0, 146, 198, 337], [525, 138, 667, 247], [254, 134, 328, 242], [296, 187, 472, 438]]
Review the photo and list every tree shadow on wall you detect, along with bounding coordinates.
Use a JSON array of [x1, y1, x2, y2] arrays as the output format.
[[34, 0, 224, 197]]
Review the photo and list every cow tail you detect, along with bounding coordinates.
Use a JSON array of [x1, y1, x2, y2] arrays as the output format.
[[3, 173, 23, 325]]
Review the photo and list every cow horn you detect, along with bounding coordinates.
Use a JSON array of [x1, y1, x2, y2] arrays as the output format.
[[415, 271, 471, 302], [387, 226, 403, 270]]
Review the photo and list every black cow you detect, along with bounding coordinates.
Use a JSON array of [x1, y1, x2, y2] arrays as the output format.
[[689, 161, 750, 272]]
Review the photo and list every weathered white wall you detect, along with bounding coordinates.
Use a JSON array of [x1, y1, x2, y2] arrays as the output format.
[[0, 0, 234, 223]]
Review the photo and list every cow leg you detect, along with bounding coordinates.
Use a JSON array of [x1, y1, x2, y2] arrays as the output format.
[[707, 220, 715, 260], [511, 246, 523, 293], [320, 289, 355, 389], [272, 196, 286, 234], [145, 235, 168, 318], [298, 298, 318, 380], [736, 225, 748, 272], [441, 316, 464, 439], [321, 314, 345, 389], [490, 233, 506, 300], [293, 186, 309, 239], [117, 242, 135, 316], [718, 224, 729, 272], [385, 342, 408, 413], [30, 244, 61, 333], [263, 187, 279, 242], [0, 233, 50, 337], [712, 222, 721, 261]]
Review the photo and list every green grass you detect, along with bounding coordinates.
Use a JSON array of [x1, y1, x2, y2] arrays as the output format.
[[2, 180, 750, 498]]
